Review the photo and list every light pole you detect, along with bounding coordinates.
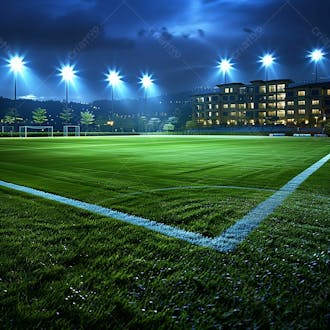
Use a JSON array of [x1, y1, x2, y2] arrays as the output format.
[[139, 73, 153, 112], [308, 49, 325, 82], [218, 58, 233, 84], [8, 55, 25, 102], [106, 70, 122, 119], [60, 65, 75, 107], [260, 53, 275, 81]]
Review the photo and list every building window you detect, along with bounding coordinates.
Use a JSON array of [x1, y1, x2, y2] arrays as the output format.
[[268, 111, 276, 117], [215, 112, 219, 116], [230, 111, 236, 116], [277, 93, 286, 100], [298, 90, 306, 96], [287, 101, 294, 106], [248, 102, 254, 109], [269, 85, 276, 92], [225, 88, 233, 93], [259, 103, 266, 109], [312, 109, 321, 114], [312, 100, 320, 105], [215, 120, 220, 125], [327, 89, 330, 96], [287, 118, 294, 123], [238, 103, 246, 109], [298, 109, 305, 115], [311, 89, 319, 96], [277, 101, 285, 109], [230, 104, 236, 109], [239, 87, 246, 94], [215, 104, 219, 109], [277, 84, 285, 92], [287, 110, 294, 115], [208, 111, 212, 117], [223, 104, 229, 108], [259, 86, 266, 93], [208, 104, 212, 110], [278, 110, 285, 118], [298, 100, 305, 105]]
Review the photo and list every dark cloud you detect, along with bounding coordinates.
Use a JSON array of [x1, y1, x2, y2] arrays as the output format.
[[0, 0, 329, 101]]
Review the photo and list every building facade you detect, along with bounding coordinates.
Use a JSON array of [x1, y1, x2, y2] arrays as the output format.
[[194, 80, 330, 127]]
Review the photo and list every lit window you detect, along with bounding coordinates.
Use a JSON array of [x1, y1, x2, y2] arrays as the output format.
[[200, 97, 205, 102], [277, 101, 285, 109], [208, 111, 212, 117], [327, 89, 330, 95], [239, 103, 246, 109], [287, 118, 294, 123], [298, 109, 305, 115], [215, 104, 219, 109], [298, 100, 305, 105], [287, 110, 294, 115], [230, 104, 236, 109], [230, 111, 236, 116], [268, 111, 276, 116], [312, 109, 320, 114], [269, 85, 276, 92], [216, 112, 219, 116], [277, 84, 285, 92], [278, 110, 285, 117], [208, 104, 212, 109], [259, 103, 266, 109], [287, 101, 294, 106], [224, 88, 233, 93], [248, 102, 254, 109], [215, 120, 220, 125], [223, 104, 229, 108], [312, 100, 320, 105], [277, 93, 286, 100], [259, 86, 266, 93], [298, 90, 306, 96]]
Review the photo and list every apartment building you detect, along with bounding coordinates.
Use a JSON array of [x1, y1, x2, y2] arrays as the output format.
[[194, 80, 330, 127]]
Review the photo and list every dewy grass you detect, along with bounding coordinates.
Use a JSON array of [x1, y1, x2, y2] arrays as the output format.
[[0, 136, 329, 235], [0, 135, 329, 327]]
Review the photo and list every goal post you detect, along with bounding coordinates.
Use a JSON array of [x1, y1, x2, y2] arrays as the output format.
[[19, 126, 54, 138], [63, 125, 80, 137]]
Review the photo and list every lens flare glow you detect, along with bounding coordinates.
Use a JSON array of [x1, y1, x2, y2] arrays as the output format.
[[107, 70, 122, 86], [9, 56, 25, 74], [309, 49, 325, 63], [260, 54, 275, 67], [60, 65, 76, 82], [218, 58, 233, 74], [139, 73, 153, 89]]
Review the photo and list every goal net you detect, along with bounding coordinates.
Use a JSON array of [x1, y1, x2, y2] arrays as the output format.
[[63, 125, 80, 137], [19, 126, 54, 138]]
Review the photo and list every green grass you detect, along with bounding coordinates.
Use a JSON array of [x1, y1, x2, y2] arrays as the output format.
[[0, 135, 329, 328]]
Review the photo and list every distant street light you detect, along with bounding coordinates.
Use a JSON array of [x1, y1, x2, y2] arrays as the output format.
[[60, 65, 76, 106], [139, 73, 154, 111], [8, 55, 25, 101], [106, 70, 122, 118], [308, 49, 325, 82], [259, 53, 275, 81], [218, 58, 233, 84]]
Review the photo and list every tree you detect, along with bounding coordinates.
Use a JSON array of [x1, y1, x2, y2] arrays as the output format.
[[185, 120, 198, 130], [324, 120, 330, 136], [3, 108, 22, 125], [163, 123, 175, 132], [32, 108, 47, 125], [60, 107, 73, 125], [80, 111, 95, 135]]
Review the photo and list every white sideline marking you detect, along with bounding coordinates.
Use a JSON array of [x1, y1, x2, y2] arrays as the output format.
[[0, 153, 329, 252]]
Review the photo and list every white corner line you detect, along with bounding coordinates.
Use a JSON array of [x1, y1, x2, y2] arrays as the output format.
[[0, 153, 329, 253]]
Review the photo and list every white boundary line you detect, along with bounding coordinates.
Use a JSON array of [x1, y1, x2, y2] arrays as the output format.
[[0, 153, 329, 252]]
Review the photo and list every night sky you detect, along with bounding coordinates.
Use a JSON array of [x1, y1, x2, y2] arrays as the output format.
[[0, 0, 329, 102]]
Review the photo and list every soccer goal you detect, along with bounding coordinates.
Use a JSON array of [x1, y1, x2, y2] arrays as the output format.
[[1, 125, 14, 134], [19, 126, 54, 138], [63, 125, 80, 137]]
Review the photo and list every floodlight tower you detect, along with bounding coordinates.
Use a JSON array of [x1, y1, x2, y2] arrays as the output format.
[[8, 55, 25, 101], [106, 70, 122, 116], [218, 58, 233, 84], [308, 49, 325, 82], [60, 65, 75, 107], [260, 53, 275, 81], [139, 73, 153, 112]]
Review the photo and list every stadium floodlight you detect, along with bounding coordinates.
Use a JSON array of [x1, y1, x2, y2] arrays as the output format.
[[60, 65, 76, 105], [106, 70, 123, 115], [139, 73, 153, 90], [218, 58, 233, 84], [259, 53, 275, 81], [8, 55, 25, 101], [308, 48, 325, 82]]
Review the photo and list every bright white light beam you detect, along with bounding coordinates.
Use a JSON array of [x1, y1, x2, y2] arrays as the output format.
[[107, 70, 122, 87], [9, 56, 25, 74], [139, 73, 153, 89], [60, 65, 75, 82]]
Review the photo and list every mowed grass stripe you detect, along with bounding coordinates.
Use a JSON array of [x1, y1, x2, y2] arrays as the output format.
[[0, 136, 329, 236], [1, 153, 329, 251]]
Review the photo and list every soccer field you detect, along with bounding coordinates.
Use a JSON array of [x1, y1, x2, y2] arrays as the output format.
[[0, 135, 329, 328]]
